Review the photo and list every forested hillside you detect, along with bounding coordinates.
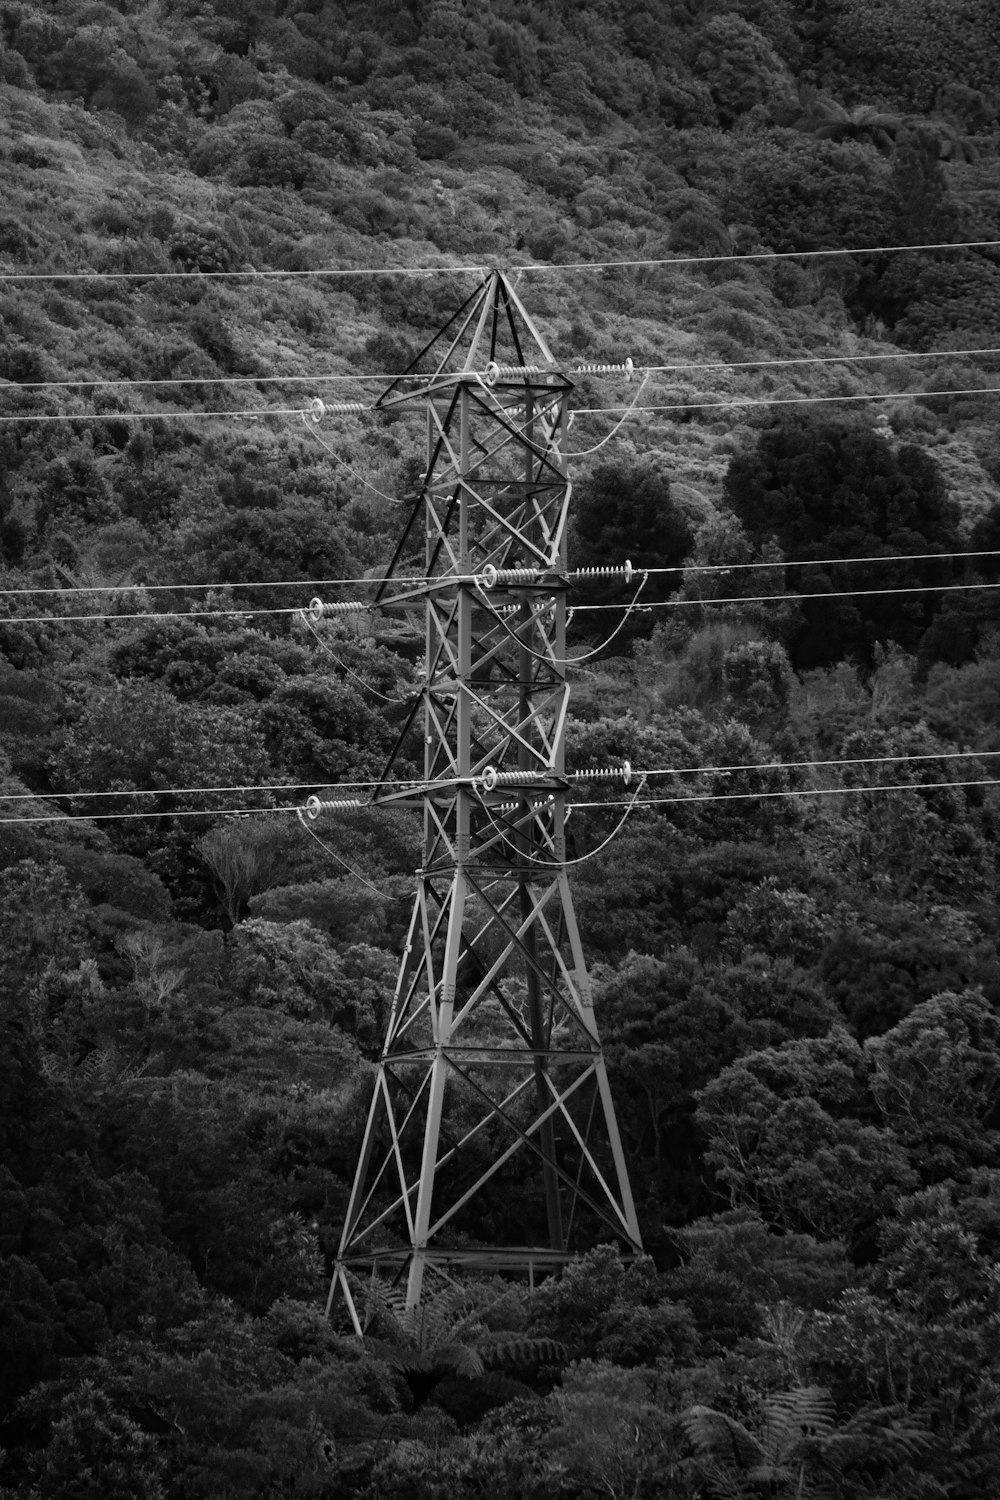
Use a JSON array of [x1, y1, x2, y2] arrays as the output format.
[[2, 1, 1000, 1495]]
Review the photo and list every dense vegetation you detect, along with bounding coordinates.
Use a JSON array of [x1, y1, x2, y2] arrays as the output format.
[[2, 0, 1000, 1495]]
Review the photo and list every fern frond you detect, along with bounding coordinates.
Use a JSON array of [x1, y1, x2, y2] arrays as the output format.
[[682, 1406, 764, 1470], [827, 1404, 933, 1464], [362, 1337, 434, 1374], [483, 1337, 570, 1373], [428, 1341, 484, 1379], [762, 1385, 836, 1464]]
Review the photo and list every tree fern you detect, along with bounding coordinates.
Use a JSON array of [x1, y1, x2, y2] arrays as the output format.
[[482, 1337, 570, 1374], [684, 1385, 931, 1499]]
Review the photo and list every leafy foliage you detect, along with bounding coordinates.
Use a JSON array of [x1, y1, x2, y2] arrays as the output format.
[[2, 2, 1000, 1494]]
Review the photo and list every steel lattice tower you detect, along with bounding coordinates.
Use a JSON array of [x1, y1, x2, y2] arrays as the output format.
[[326, 271, 641, 1331]]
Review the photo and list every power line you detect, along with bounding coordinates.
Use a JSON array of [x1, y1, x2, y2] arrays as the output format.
[[303, 415, 399, 503], [515, 240, 1000, 274], [640, 746, 1000, 781], [5, 343, 1000, 400], [4, 771, 997, 827], [5, 379, 998, 429], [296, 807, 403, 899], [480, 776, 648, 870], [0, 263, 489, 284], [301, 610, 414, 704], [0, 779, 341, 802], [0, 803, 295, 825], [0, 405, 314, 425], [5, 576, 998, 628], [580, 383, 1000, 420], [2, 604, 300, 626], [5, 747, 996, 811], [639, 346, 1000, 377], [573, 579, 1000, 612], [3, 372, 389, 392], [584, 776, 1000, 811], [640, 548, 1000, 576], [0, 573, 409, 599], [1, 547, 996, 603], [3, 237, 998, 285]]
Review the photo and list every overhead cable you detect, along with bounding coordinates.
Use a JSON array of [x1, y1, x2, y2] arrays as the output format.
[[295, 807, 403, 899], [479, 775, 649, 869], [0, 405, 315, 425], [5, 576, 998, 628], [639, 346, 1000, 376], [514, 239, 1000, 273], [573, 578, 1000, 613], [562, 372, 653, 458], [0, 572, 410, 598], [0, 779, 343, 802], [4, 380, 997, 428], [587, 384, 1000, 420], [0, 803, 295, 825], [6, 747, 997, 811], [584, 775, 1000, 810], [1, 547, 996, 602], [640, 547, 1000, 576], [301, 413, 399, 502], [4, 772, 997, 827], [7, 343, 1000, 400], [579, 383, 1000, 420], [3, 604, 300, 625], [300, 610, 414, 704], [3, 237, 999, 284], [0, 263, 489, 283]]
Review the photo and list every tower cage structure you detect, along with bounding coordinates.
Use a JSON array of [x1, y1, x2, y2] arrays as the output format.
[[325, 270, 642, 1332]]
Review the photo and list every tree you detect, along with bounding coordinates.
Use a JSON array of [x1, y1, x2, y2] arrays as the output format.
[[865, 989, 1000, 1180], [27, 1380, 167, 1500], [53, 682, 273, 822], [545, 1360, 676, 1499], [199, 818, 285, 927], [569, 458, 693, 650], [694, 1030, 918, 1240], [811, 1188, 1000, 1495], [724, 416, 960, 667]]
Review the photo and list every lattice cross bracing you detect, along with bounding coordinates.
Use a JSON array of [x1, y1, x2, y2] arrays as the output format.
[[328, 272, 641, 1330]]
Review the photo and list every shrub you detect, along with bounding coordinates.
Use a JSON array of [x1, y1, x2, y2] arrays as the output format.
[[865, 253, 1000, 351], [825, 0, 1000, 110], [720, 129, 894, 252], [234, 137, 310, 190], [692, 13, 793, 126]]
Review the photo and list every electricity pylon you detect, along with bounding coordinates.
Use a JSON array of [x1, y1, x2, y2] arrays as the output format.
[[324, 271, 641, 1332]]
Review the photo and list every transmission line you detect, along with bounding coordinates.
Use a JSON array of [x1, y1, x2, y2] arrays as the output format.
[[0, 406, 314, 425], [572, 579, 1000, 613], [0, 263, 489, 284], [0, 573, 409, 598], [515, 239, 1000, 273], [581, 383, 1000, 421], [5, 747, 997, 811], [586, 775, 1000, 810], [5, 344, 1000, 402], [3, 237, 999, 284], [1, 546, 997, 603], [5, 378, 998, 428], [2, 604, 300, 625], [4, 575, 997, 628], [4, 771, 997, 827]]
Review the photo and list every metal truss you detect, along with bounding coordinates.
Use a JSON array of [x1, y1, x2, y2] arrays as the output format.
[[327, 271, 641, 1332]]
